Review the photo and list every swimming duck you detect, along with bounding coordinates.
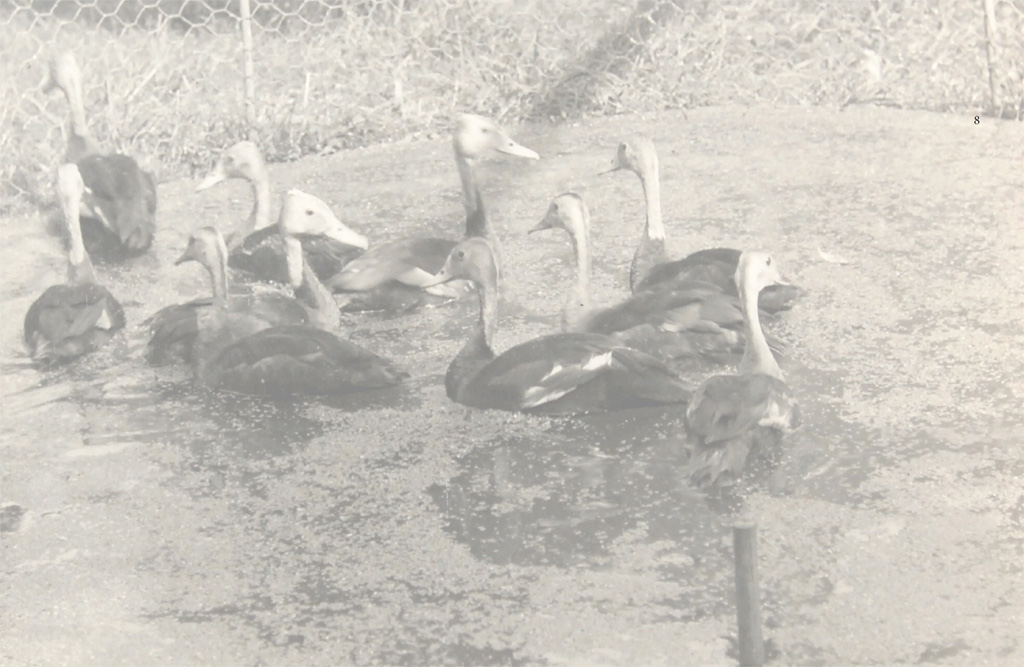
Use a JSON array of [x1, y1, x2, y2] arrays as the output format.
[[325, 114, 538, 301], [195, 140, 368, 284], [423, 238, 691, 413], [685, 251, 801, 489], [169, 229, 405, 395], [24, 163, 126, 364], [196, 257, 405, 395], [530, 193, 787, 363], [200, 323, 408, 397], [44, 51, 156, 256], [144, 227, 308, 366], [604, 137, 802, 313]]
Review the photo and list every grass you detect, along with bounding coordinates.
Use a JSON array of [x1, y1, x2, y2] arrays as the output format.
[[1, 0, 1022, 213]]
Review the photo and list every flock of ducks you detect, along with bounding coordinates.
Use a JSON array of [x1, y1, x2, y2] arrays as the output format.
[[23, 52, 803, 490]]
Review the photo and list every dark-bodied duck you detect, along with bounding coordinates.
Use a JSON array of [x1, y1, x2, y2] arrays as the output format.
[[44, 51, 156, 256], [685, 251, 800, 489], [144, 227, 308, 366], [531, 193, 787, 363], [422, 238, 691, 414], [199, 278, 406, 397], [604, 137, 802, 313], [196, 140, 368, 284], [24, 164, 126, 364], [325, 114, 538, 301]]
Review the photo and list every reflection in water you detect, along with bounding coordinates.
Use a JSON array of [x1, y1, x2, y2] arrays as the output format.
[[427, 404, 723, 557]]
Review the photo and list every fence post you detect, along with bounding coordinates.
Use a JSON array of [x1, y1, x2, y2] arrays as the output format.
[[733, 521, 765, 666], [240, 0, 256, 129], [981, 0, 999, 115]]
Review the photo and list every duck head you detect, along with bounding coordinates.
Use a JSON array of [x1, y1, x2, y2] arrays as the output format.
[[530, 192, 589, 238], [42, 51, 81, 96], [276, 189, 368, 249], [423, 238, 498, 289], [176, 226, 229, 271], [453, 114, 539, 162], [196, 141, 266, 191], [600, 136, 658, 177], [735, 250, 789, 296]]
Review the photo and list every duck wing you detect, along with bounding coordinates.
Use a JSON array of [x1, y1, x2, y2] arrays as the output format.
[[77, 153, 156, 253], [685, 373, 800, 488], [24, 283, 125, 363], [145, 292, 307, 366], [457, 333, 691, 413], [636, 248, 740, 292], [685, 373, 798, 446], [229, 227, 365, 284], [325, 237, 456, 291], [205, 325, 407, 396], [638, 248, 803, 314]]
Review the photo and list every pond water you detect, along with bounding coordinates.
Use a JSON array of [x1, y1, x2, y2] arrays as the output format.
[[2, 106, 1022, 665]]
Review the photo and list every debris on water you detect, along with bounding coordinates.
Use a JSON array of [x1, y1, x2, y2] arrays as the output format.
[[817, 247, 853, 265], [1, 504, 27, 533]]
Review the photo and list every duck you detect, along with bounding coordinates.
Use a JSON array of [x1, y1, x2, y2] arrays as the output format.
[[201, 258, 407, 396], [530, 193, 788, 363], [43, 51, 157, 256], [200, 323, 408, 397], [324, 114, 538, 302], [422, 238, 691, 413], [144, 226, 309, 366], [603, 137, 802, 313], [24, 163, 126, 364], [275, 189, 351, 330], [684, 251, 801, 489], [163, 227, 404, 395], [195, 140, 368, 284]]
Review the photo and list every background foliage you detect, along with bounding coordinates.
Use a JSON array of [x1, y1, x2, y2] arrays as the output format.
[[2, 0, 1022, 212]]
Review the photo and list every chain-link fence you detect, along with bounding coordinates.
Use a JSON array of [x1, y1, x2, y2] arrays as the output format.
[[2, 0, 1022, 212]]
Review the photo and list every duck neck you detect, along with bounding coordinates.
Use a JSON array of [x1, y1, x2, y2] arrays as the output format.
[[65, 198, 96, 284], [563, 214, 593, 332], [638, 155, 666, 241], [207, 247, 230, 309], [59, 76, 96, 156], [447, 276, 497, 399], [285, 236, 339, 329], [457, 154, 490, 238], [251, 171, 272, 232], [476, 277, 498, 351], [739, 281, 782, 378], [630, 160, 668, 289]]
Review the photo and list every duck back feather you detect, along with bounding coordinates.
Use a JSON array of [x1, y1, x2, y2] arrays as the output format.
[[204, 325, 408, 396], [25, 282, 125, 364]]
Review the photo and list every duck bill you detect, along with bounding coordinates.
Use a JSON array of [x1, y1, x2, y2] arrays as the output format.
[[597, 158, 624, 177], [41, 70, 57, 94], [495, 135, 540, 160], [324, 223, 369, 250], [174, 248, 196, 266], [528, 213, 557, 234], [196, 161, 227, 191], [421, 261, 454, 288]]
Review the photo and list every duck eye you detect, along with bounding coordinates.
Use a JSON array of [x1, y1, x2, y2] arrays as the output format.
[[766, 257, 772, 266], [552, 203, 559, 212], [305, 210, 314, 216], [456, 250, 465, 259]]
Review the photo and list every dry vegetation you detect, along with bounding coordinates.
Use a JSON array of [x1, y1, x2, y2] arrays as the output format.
[[1, 0, 1022, 212]]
